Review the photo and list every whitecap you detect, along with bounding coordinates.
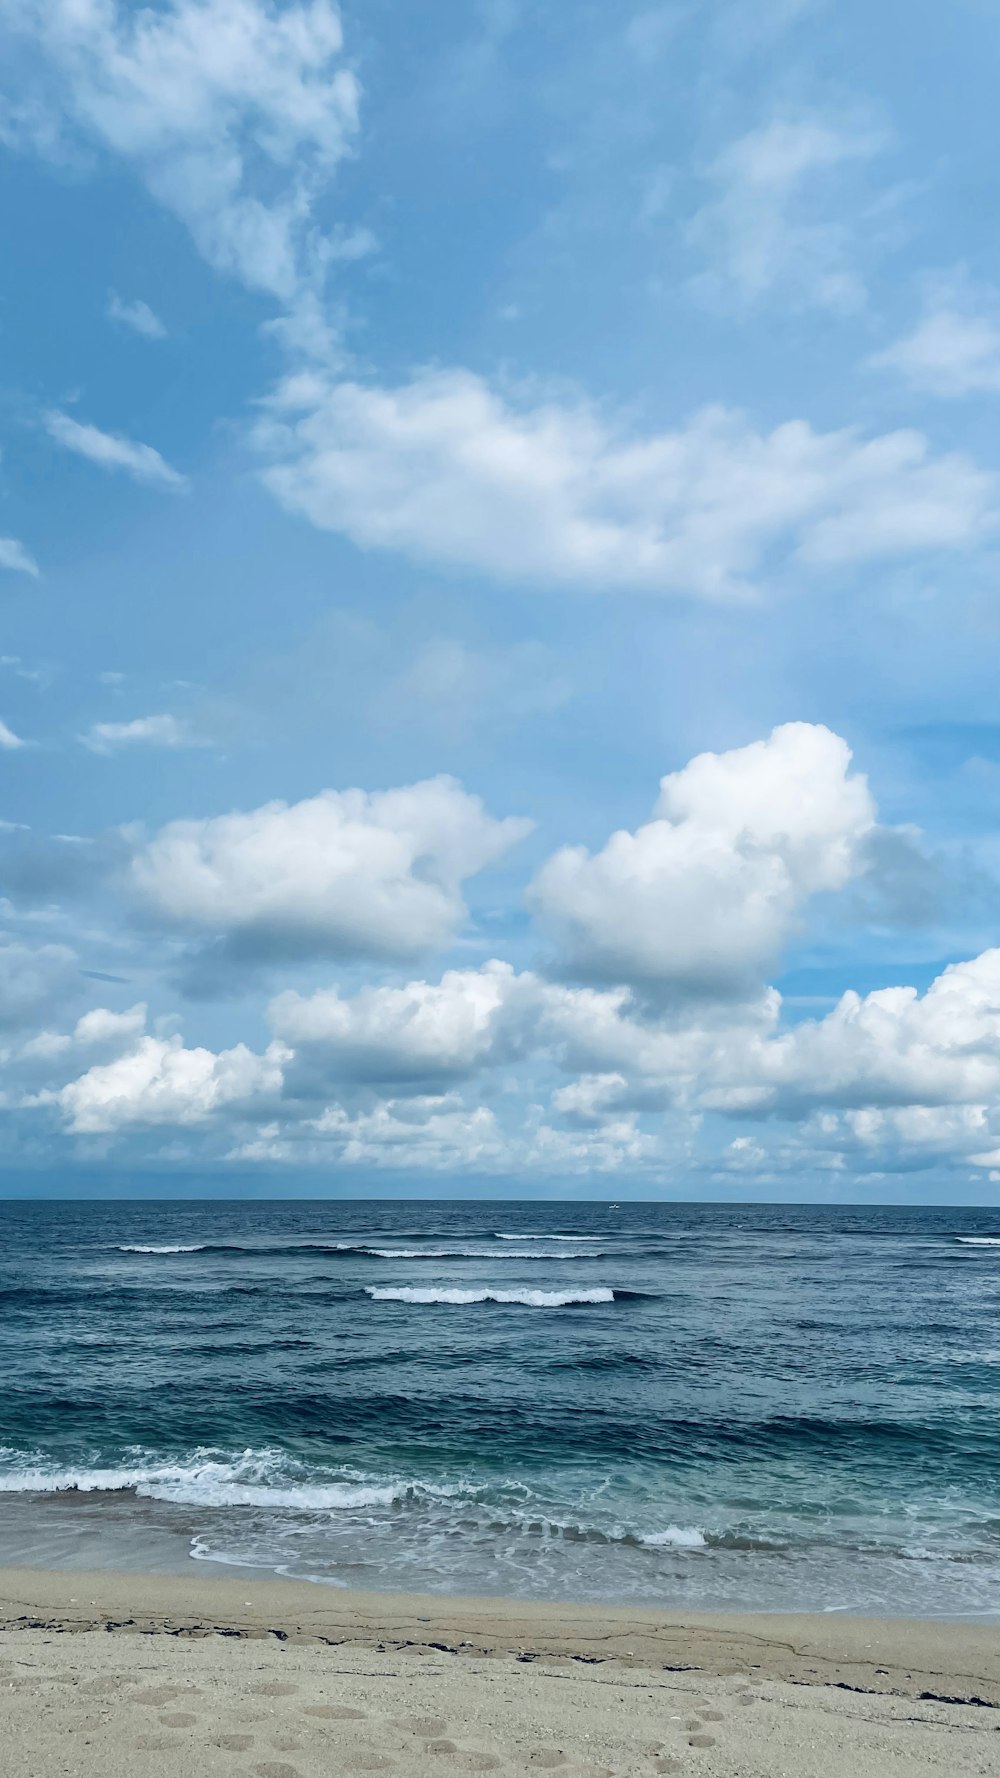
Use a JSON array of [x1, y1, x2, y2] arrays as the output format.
[[956, 1236, 1000, 1246], [494, 1233, 601, 1241], [364, 1247, 602, 1259], [364, 1286, 616, 1307], [116, 1244, 206, 1254], [641, 1525, 707, 1549], [0, 1451, 402, 1512]]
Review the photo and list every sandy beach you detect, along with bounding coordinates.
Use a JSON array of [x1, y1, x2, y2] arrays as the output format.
[[0, 1568, 996, 1778]]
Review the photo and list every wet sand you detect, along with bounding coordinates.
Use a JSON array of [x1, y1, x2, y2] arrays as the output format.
[[0, 1567, 997, 1777]]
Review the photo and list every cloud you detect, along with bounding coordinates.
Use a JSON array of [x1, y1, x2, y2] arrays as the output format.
[[870, 271, 1000, 397], [1, 0, 359, 321], [530, 722, 874, 994], [82, 714, 204, 753], [59, 1032, 287, 1133], [129, 776, 532, 962], [712, 949, 1000, 1120], [688, 113, 886, 312], [0, 718, 25, 750], [0, 538, 39, 577], [0, 941, 79, 1030], [270, 960, 521, 1087], [255, 369, 997, 598], [305, 1096, 506, 1171], [19, 1002, 147, 1063], [107, 292, 167, 340], [44, 411, 185, 490]]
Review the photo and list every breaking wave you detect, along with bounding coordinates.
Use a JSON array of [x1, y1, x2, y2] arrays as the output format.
[[364, 1286, 618, 1307]]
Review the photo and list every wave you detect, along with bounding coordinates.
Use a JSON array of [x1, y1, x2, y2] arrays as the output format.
[[114, 1240, 604, 1262], [956, 1237, 1000, 1246], [0, 1449, 711, 1552], [495, 1233, 601, 1242], [116, 1244, 206, 1254], [364, 1247, 603, 1260], [364, 1286, 617, 1307], [0, 1459, 399, 1512], [115, 1241, 356, 1256], [640, 1525, 707, 1549]]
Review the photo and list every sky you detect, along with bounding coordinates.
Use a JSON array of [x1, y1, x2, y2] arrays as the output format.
[[2, 0, 1000, 1200]]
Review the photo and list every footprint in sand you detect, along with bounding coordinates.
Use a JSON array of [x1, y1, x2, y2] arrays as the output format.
[[427, 1739, 459, 1754], [399, 1716, 448, 1736], [253, 1765, 302, 1778], [255, 1682, 300, 1698], [304, 1704, 367, 1720], [529, 1753, 568, 1769], [700, 1709, 724, 1722], [652, 1760, 684, 1776], [460, 1754, 502, 1772], [216, 1733, 255, 1751], [132, 1684, 192, 1705], [688, 1734, 717, 1749], [159, 1711, 198, 1727]]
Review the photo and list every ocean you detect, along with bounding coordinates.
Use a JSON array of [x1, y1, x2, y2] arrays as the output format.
[[2, 1198, 999, 1618]]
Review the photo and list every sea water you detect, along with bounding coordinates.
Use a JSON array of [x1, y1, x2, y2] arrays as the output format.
[[2, 1198, 999, 1617]]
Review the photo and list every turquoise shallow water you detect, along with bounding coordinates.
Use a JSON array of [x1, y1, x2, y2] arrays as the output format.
[[2, 1198, 1000, 1616]]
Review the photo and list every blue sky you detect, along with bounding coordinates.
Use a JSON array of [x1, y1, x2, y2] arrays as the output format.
[[2, 0, 1000, 1198]]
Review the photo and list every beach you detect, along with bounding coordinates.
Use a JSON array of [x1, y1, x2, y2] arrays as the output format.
[[0, 1568, 997, 1778]]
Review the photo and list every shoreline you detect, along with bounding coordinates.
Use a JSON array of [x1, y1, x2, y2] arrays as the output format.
[[2, 1568, 998, 1776], [1, 1564, 998, 1696]]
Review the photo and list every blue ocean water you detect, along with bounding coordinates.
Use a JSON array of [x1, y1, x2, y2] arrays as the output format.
[[2, 1198, 1000, 1617]]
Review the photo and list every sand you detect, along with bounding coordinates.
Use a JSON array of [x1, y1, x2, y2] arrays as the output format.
[[0, 1568, 997, 1777]]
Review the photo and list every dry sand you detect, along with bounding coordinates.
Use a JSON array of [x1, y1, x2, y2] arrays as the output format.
[[0, 1567, 997, 1777]]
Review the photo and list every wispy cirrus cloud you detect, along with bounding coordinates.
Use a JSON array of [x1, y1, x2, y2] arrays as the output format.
[[0, 717, 26, 750], [0, 0, 361, 355], [82, 714, 205, 755], [107, 291, 166, 341], [870, 270, 1000, 397], [44, 410, 186, 491], [0, 537, 39, 577], [687, 112, 887, 313]]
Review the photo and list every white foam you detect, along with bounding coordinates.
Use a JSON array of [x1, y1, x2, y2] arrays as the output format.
[[495, 1233, 601, 1241], [365, 1286, 615, 1306], [956, 1237, 1000, 1246], [116, 1244, 206, 1254], [148, 1476, 400, 1510], [365, 1247, 600, 1259], [0, 1452, 402, 1512], [641, 1525, 707, 1549]]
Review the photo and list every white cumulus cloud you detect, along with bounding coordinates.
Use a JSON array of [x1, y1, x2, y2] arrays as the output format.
[[129, 776, 532, 962], [60, 1032, 287, 1133], [715, 949, 1000, 1119], [270, 959, 519, 1083], [530, 722, 875, 994], [255, 369, 996, 598]]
